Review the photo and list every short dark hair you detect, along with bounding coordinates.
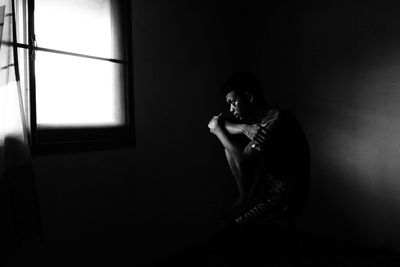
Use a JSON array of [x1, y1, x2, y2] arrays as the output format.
[[221, 71, 265, 101]]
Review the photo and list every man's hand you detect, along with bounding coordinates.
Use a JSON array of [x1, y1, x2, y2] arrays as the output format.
[[243, 124, 268, 141], [208, 113, 223, 134], [242, 124, 269, 152]]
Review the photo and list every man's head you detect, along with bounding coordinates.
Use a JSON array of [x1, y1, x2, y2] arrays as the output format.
[[221, 72, 266, 121]]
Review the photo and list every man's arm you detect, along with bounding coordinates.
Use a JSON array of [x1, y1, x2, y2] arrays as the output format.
[[224, 121, 268, 145], [208, 115, 256, 163], [223, 121, 246, 135]]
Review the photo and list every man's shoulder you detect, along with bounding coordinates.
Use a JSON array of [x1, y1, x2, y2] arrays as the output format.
[[263, 105, 297, 122], [261, 106, 282, 125]]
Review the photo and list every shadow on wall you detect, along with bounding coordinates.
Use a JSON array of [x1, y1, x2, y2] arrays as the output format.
[[0, 137, 41, 250]]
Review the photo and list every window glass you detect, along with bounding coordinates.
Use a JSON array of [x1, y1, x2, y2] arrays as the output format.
[[35, 0, 122, 59], [35, 51, 125, 128]]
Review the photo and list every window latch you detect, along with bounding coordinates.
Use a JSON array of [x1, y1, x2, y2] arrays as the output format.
[[30, 34, 37, 60]]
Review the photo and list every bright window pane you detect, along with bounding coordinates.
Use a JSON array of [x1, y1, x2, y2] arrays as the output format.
[[35, 51, 125, 128], [15, 0, 29, 45], [35, 0, 122, 59]]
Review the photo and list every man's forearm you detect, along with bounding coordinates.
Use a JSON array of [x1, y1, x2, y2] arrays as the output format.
[[224, 122, 262, 144], [223, 121, 245, 135]]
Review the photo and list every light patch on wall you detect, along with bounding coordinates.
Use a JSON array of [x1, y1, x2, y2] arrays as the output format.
[[304, 44, 400, 246]]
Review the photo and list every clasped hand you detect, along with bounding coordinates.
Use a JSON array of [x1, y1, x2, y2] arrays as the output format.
[[208, 113, 223, 134], [243, 123, 268, 144]]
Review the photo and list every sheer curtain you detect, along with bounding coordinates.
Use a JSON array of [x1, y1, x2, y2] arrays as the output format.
[[0, 0, 41, 248], [0, 0, 30, 178]]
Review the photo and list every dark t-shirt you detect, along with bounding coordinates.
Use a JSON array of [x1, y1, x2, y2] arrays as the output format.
[[234, 106, 310, 227]]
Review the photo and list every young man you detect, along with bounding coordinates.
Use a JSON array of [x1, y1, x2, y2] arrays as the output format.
[[208, 72, 310, 228]]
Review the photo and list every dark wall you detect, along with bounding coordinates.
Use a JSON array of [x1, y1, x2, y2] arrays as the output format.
[[30, 0, 400, 266]]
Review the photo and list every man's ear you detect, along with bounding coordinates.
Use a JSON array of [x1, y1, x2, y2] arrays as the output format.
[[245, 92, 254, 103]]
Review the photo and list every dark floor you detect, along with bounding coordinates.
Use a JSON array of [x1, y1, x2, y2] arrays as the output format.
[[155, 228, 400, 267], [2, 236, 400, 267], [3, 216, 400, 267]]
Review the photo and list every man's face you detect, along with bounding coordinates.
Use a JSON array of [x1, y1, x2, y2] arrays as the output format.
[[225, 90, 251, 121]]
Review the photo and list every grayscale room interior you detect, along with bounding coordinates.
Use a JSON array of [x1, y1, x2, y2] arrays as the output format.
[[2, 0, 400, 266]]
